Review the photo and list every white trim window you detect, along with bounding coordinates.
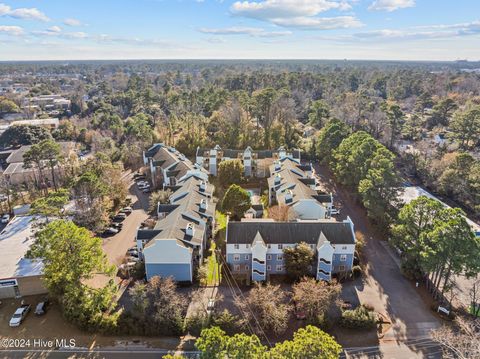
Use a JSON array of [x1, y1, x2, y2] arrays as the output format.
[[310, 244, 315, 250], [277, 254, 283, 261], [276, 265, 283, 271], [267, 244, 271, 249], [342, 246, 347, 250], [233, 254, 240, 261], [266, 254, 272, 261], [267, 265, 272, 271], [234, 244, 240, 250], [339, 265, 346, 271], [234, 265, 240, 271], [245, 265, 249, 271], [245, 254, 250, 260], [246, 244, 250, 248], [278, 244, 283, 250], [340, 254, 347, 262]]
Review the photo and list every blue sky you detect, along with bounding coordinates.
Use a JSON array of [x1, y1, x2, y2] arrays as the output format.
[[0, 0, 479, 60]]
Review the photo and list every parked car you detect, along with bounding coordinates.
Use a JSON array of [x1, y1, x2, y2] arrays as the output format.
[[9, 304, 30, 327], [120, 207, 133, 215], [34, 300, 49, 316], [128, 250, 139, 258], [330, 207, 340, 215], [102, 227, 119, 237], [126, 246, 138, 255], [112, 213, 127, 222], [127, 256, 140, 262], [1, 213, 10, 223], [111, 222, 123, 230]]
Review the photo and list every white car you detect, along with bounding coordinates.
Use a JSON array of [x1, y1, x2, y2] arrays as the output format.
[[9, 304, 30, 327], [1, 214, 10, 223], [330, 208, 340, 215]]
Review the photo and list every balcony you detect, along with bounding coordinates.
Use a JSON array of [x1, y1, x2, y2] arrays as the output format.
[[253, 269, 265, 276], [253, 257, 265, 265], [318, 269, 330, 276], [319, 258, 331, 265]]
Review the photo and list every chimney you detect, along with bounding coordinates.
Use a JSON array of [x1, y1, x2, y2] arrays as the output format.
[[186, 222, 195, 236], [200, 199, 208, 211]]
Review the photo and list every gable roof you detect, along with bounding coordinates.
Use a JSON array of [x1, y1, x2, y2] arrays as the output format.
[[227, 220, 355, 246]]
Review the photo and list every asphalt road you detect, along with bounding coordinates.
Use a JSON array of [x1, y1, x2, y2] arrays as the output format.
[[313, 162, 442, 358]]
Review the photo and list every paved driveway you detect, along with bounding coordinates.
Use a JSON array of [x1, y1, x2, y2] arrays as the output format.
[[313, 163, 441, 357]]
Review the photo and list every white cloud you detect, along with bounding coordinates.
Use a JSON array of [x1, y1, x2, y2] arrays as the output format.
[[64, 32, 88, 39], [199, 26, 292, 37], [272, 16, 362, 30], [320, 20, 480, 42], [0, 3, 50, 21], [368, 0, 415, 12], [48, 26, 62, 33], [0, 25, 24, 36], [230, 0, 362, 30], [63, 18, 82, 26]]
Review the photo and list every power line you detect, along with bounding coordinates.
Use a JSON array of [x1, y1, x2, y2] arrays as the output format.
[[218, 251, 272, 347]]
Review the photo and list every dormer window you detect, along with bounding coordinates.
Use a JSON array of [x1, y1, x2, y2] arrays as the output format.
[[186, 222, 194, 236], [285, 190, 293, 204], [199, 181, 206, 192], [274, 174, 281, 185], [200, 199, 208, 210], [274, 161, 281, 171]]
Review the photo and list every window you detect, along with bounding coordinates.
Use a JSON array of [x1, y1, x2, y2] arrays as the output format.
[[339, 265, 346, 271], [310, 244, 315, 250], [246, 244, 250, 248], [234, 244, 239, 250], [342, 246, 347, 250], [267, 265, 271, 271], [234, 265, 240, 271], [276, 265, 283, 271], [245, 254, 250, 260], [266, 254, 272, 261], [277, 254, 283, 261], [278, 244, 283, 250], [233, 254, 240, 261], [267, 244, 271, 249], [245, 265, 249, 270], [340, 255, 347, 262]]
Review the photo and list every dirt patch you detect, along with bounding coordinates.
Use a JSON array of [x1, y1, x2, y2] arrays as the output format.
[[0, 295, 181, 351]]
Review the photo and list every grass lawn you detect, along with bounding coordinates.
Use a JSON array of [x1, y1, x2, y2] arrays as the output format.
[[205, 242, 221, 286]]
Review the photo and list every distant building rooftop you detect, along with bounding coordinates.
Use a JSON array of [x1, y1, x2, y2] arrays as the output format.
[[0, 215, 43, 279], [399, 186, 480, 236]]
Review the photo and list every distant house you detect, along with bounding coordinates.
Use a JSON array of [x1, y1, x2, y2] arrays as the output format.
[[399, 186, 480, 237], [226, 217, 356, 283], [143, 143, 208, 189], [245, 204, 264, 219], [267, 157, 333, 220], [3, 141, 78, 186], [136, 174, 216, 282], [10, 118, 59, 130], [0, 216, 47, 299], [195, 145, 301, 178]]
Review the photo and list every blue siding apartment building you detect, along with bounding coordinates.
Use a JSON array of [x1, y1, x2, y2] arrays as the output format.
[[226, 217, 356, 282]]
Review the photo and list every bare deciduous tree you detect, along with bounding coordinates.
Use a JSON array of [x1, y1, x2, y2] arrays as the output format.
[[431, 317, 480, 359]]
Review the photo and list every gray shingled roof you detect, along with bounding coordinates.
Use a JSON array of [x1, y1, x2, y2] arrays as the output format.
[[227, 221, 355, 245]]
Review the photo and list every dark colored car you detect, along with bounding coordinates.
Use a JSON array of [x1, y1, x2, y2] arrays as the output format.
[[34, 301, 49, 315]]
